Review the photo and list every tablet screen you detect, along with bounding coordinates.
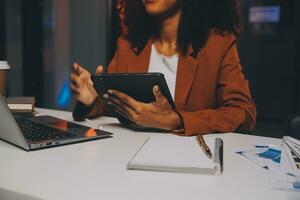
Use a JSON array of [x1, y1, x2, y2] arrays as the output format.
[[92, 73, 176, 109]]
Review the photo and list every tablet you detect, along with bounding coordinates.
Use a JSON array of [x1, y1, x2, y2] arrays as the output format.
[[91, 73, 176, 109]]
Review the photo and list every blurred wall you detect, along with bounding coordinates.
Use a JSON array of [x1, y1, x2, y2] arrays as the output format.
[[0, 0, 5, 59], [239, 0, 300, 121], [5, 0, 23, 97], [4, 0, 110, 109], [238, 0, 300, 137], [44, 0, 109, 110]]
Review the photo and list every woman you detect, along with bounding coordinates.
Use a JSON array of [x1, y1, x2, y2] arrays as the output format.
[[70, 0, 256, 135]]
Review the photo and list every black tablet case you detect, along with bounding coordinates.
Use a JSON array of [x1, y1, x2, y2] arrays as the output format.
[[92, 73, 176, 131]]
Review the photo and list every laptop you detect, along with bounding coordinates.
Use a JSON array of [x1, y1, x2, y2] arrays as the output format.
[[0, 95, 113, 151]]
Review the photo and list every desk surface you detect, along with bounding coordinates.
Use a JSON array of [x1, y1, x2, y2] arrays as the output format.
[[0, 108, 299, 200]]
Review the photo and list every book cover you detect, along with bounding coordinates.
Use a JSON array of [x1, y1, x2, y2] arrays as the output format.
[[6, 97, 35, 112]]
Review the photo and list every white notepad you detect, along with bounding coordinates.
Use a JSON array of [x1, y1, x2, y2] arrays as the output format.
[[127, 135, 223, 175]]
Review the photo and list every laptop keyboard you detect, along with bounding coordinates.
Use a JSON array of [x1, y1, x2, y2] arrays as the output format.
[[16, 118, 76, 142]]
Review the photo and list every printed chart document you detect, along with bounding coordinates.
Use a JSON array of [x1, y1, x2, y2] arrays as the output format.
[[268, 137, 300, 191], [236, 136, 300, 191], [127, 135, 223, 175]]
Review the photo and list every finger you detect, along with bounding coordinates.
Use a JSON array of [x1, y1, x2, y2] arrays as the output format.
[[73, 62, 78, 71], [153, 85, 166, 103], [108, 100, 131, 117], [95, 65, 104, 75], [104, 93, 136, 117], [69, 72, 78, 82], [108, 90, 140, 111], [74, 63, 89, 77], [114, 109, 134, 122], [69, 73, 81, 87], [87, 79, 98, 97], [104, 98, 134, 121], [73, 62, 81, 75], [70, 83, 80, 95], [88, 78, 94, 86], [109, 94, 136, 116]]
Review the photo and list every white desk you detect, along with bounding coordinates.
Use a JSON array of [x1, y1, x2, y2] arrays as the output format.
[[0, 108, 299, 200]]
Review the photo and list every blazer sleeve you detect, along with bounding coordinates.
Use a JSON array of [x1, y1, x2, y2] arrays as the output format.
[[178, 39, 257, 135]]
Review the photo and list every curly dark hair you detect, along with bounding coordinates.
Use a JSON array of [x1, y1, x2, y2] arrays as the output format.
[[117, 0, 242, 57]]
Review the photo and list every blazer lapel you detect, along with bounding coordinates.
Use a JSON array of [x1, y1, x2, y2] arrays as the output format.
[[127, 39, 203, 111], [128, 39, 153, 73], [175, 48, 200, 110]]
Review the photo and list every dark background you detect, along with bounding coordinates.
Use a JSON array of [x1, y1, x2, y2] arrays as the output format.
[[1, 0, 299, 138], [238, 0, 300, 137], [0, 0, 6, 59]]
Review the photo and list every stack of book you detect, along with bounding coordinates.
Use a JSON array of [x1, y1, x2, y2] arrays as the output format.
[[5, 97, 35, 117]]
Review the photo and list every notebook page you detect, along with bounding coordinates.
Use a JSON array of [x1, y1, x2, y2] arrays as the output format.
[[129, 135, 216, 170]]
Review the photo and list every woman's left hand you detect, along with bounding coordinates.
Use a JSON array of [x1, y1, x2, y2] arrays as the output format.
[[102, 85, 182, 131]]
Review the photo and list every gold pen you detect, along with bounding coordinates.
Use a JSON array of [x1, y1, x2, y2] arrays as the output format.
[[196, 134, 212, 159]]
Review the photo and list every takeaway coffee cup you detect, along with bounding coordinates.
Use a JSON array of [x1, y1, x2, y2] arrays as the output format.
[[0, 61, 10, 96]]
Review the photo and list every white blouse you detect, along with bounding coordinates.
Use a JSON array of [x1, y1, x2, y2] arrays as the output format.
[[147, 44, 179, 99]]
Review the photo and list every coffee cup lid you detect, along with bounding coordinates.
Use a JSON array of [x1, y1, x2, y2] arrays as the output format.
[[0, 61, 10, 70]]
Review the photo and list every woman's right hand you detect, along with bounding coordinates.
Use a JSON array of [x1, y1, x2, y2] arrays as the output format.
[[70, 63, 104, 105]]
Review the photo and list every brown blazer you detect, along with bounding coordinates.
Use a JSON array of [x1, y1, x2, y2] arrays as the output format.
[[107, 32, 256, 135]]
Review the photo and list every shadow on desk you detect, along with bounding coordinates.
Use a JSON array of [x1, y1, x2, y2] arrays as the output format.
[[105, 122, 171, 133], [0, 188, 42, 200]]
